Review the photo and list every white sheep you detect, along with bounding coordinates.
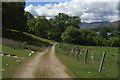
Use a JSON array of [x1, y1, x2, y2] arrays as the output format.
[[5, 64, 9, 66], [28, 51, 34, 56], [16, 60, 21, 63], [28, 53, 32, 56], [31, 51, 34, 54]]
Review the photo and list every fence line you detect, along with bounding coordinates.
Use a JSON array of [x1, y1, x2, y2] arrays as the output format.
[[59, 43, 108, 72]]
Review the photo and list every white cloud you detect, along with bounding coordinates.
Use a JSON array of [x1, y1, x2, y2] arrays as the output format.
[[25, 0, 119, 2], [71, 0, 119, 2], [25, 0, 119, 23]]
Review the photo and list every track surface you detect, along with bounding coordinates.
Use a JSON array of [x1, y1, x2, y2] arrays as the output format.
[[13, 43, 71, 78]]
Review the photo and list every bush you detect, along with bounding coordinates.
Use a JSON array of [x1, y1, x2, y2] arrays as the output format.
[[94, 35, 104, 46], [108, 37, 120, 47], [61, 26, 80, 44], [79, 29, 97, 45]]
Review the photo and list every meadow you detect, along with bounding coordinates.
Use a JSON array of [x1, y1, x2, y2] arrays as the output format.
[[55, 43, 119, 78], [2, 29, 52, 78], [2, 2, 119, 79]]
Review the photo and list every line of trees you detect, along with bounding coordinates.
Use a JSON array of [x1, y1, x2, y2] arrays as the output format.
[[2, 2, 120, 47], [26, 13, 81, 41], [62, 26, 120, 47]]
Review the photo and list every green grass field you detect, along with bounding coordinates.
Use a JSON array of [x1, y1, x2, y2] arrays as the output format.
[[2, 29, 52, 78], [55, 43, 119, 78], [2, 29, 119, 78]]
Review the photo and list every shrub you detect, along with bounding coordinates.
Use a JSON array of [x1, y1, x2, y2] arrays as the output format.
[[61, 26, 80, 44], [107, 37, 120, 47]]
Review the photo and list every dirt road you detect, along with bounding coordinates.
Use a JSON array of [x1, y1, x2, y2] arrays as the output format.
[[13, 43, 71, 78]]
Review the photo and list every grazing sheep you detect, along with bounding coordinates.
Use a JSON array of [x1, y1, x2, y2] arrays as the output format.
[[28, 51, 34, 56], [5, 64, 9, 66], [31, 51, 34, 54], [88, 71, 91, 74], [6, 55, 11, 57], [0, 53, 4, 56], [28, 53, 32, 56], [12, 56, 18, 58], [11, 55, 16, 56], [16, 60, 21, 63]]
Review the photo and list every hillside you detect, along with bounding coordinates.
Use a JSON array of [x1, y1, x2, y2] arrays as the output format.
[[2, 29, 53, 78], [79, 21, 119, 29]]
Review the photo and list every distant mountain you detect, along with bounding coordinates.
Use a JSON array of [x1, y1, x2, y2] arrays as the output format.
[[79, 21, 119, 29]]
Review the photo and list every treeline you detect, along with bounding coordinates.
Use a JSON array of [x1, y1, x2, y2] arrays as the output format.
[[26, 13, 81, 41], [2, 2, 120, 47], [62, 26, 120, 47]]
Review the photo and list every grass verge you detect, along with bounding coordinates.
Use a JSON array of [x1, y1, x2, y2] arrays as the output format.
[[55, 43, 118, 78]]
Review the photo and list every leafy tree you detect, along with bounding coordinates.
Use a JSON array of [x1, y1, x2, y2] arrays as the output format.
[[55, 13, 81, 29], [79, 29, 97, 45], [47, 18, 62, 41], [66, 16, 81, 28], [99, 27, 109, 39], [27, 18, 36, 34], [49, 13, 81, 41], [110, 30, 119, 37], [2, 2, 27, 31], [54, 13, 69, 33], [27, 16, 51, 38], [108, 37, 120, 47], [61, 26, 80, 43], [94, 35, 104, 46], [24, 11, 34, 20], [47, 24, 62, 41], [34, 22, 47, 37], [35, 16, 51, 38], [55, 13, 69, 22]]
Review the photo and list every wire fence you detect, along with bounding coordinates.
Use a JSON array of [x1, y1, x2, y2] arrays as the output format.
[[59, 43, 118, 77]]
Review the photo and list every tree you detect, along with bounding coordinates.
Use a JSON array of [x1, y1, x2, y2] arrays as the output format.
[[47, 18, 62, 41], [55, 13, 69, 22], [54, 13, 69, 33], [34, 22, 46, 37], [27, 18, 36, 34], [66, 16, 81, 28], [108, 37, 120, 47], [99, 27, 109, 39], [79, 29, 97, 45], [24, 11, 34, 20], [110, 30, 119, 37], [35, 16, 51, 38], [2, 2, 27, 31], [61, 26, 80, 43], [27, 16, 51, 38], [48, 13, 81, 41], [94, 35, 105, 46]]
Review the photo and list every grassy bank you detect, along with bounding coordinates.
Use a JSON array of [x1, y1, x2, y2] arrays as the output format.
[[55, 43, 118, 78], [2, 29, 52, 78]]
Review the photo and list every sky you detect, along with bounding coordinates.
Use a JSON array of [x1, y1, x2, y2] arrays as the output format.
[[25, 0, 119, 23]]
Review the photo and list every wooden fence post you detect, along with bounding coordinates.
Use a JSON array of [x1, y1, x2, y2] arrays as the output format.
[[84, 48, 88, 64], [70, 48, 73, 56], [91, 53, 94, 63], [72, 48, 75, 56], [99, 52, 106, 72], [74, 48, 77, 57], [77, 49, 80, 60]]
